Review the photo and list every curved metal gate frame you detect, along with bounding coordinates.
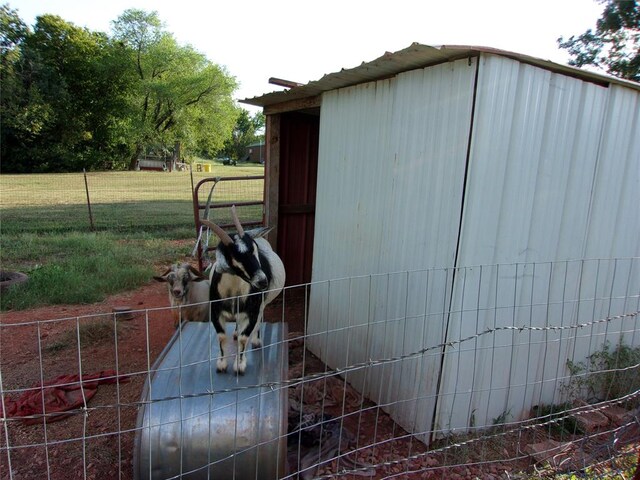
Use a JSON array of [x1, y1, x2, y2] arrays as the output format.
[[192, 175, 265, 273]]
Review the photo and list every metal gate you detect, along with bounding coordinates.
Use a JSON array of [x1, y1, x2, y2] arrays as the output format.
[[192, 175, 265, 272]]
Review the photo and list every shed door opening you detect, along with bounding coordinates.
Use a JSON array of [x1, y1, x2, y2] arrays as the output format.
[[277, 112, 319, 286]]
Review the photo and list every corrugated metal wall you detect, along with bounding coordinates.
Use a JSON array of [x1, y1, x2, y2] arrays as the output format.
[[307, 53, 639, 440], [307, 58, 477, 439], [436, 56, 640, 432]]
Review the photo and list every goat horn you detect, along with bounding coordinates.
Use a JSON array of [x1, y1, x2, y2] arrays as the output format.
[[201, 218, 234, 246], [231, 205, 245, 237], [187, 264, 206, 279], [158, 266, 173, 277]]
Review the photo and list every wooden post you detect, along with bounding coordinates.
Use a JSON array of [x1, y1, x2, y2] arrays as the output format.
[[265, 113, 280, 248], [83, 169, 95, 231]]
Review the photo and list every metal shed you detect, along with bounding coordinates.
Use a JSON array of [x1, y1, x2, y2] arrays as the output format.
[[243, 44, 640, 442]]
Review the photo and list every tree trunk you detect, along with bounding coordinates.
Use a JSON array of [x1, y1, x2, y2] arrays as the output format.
[[128, 144, 143, 171]]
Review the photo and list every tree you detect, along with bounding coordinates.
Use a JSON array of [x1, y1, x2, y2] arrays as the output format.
[[0, 3, 26, 53], [112, 9, 238, 170], [558, 0, 639, 82], [1, 9, 133, 172], [1, 6, 239, 172], [220, 109, 265, 162]]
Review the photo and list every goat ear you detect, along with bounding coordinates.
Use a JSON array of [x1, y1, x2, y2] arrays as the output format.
[[201, 219, 233, 245], [153, 266, 173, 282], [247, 226, 273, 239]]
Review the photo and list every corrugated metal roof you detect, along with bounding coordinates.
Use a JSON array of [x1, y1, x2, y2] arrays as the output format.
[[241, 43, 640, 108]]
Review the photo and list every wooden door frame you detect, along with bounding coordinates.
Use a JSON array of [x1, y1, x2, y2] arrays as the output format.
[[264, 113, 281, 248]]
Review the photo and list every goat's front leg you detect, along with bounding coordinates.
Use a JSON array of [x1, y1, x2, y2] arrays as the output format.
[[251, 328, 261, 347], [234, 313, 251, 374], [211, 311, 229, 373]]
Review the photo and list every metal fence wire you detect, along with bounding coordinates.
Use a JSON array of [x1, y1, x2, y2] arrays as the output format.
[[1, 258, 639, 479], [0, 169, 264, 235]]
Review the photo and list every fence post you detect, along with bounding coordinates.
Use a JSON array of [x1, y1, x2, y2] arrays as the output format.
[[189, 162, 195, 194], [83, 169, 95, 231]]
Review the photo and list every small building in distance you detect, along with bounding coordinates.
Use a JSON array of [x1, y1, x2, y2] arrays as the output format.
[[244, 141, 265, 163]]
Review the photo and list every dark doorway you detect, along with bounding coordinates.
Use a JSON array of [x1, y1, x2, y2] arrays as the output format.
[[277, 112, 320, 286]]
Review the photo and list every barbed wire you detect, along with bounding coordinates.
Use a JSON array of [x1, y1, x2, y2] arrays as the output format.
[[311, 391, 640, 479], [1, 310, 638, 427], [1, 310, 638, 460]]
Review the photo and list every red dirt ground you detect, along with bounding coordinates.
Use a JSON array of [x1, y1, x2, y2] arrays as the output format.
[[0, 282, 175, 480], [0, 282, 635, 479]]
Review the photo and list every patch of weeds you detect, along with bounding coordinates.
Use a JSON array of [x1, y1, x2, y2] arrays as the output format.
[[512, 445, 637, 479], [1, 230, 198, 311], [44, 320, 124, 353], [44, 341, 69, 354], [492, 408, 512, 426], [1, 233, 151, 310], [562, 339, 640, 403], [531, 403, 583, 438]]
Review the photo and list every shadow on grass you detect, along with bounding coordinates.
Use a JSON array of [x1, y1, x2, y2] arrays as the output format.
[[0, 201, 263, 235]]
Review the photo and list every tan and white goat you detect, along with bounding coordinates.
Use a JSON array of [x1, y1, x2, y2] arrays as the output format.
[[154, 263, 210, 328]]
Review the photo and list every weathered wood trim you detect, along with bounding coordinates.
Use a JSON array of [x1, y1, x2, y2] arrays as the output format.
[[269, 77, 303, 89], [264, 96, 322, 115], [279, 203, 315, 215], [265, 114, 281, 248]]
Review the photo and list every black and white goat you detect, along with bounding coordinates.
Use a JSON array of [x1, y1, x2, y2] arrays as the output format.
[[154, 263, 210, 328], [201, 207, 285, 374]]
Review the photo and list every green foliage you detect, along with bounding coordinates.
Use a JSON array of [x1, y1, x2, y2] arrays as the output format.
[[0, 3, 26, 50], [563, 340, 640, 402], [0, 5, 238, 173], [219, 109, 265, 161], [0, 231, 189, 310], [112, 9, 238, 170], [558, 0, 639, 81], [532, 403, 583, 438], [1, 9, 134, 172], [491, 409, 512, 425]]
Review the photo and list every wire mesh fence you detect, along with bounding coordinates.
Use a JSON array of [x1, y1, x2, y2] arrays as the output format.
[[0, 167, 264, 235], [1, 258, 639, 479]]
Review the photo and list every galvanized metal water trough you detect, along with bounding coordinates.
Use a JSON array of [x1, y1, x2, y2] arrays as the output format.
[[134, 322, 288, 479]]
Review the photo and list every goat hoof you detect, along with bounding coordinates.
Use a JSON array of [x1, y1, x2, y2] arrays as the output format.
[[216, 360, 228, 373], [233, 359, 247, 375], [251, 337, 262, 348]]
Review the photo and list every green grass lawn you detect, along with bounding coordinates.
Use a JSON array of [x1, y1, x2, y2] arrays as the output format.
[[0, 162, 265, 311]]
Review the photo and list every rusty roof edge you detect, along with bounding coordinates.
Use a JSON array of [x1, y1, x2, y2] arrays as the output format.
[[240, 43, 640, 108], [240, 43, 448, 107]]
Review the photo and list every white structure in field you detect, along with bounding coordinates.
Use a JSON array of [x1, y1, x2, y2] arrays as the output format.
[[246, 45, 640, 443]]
